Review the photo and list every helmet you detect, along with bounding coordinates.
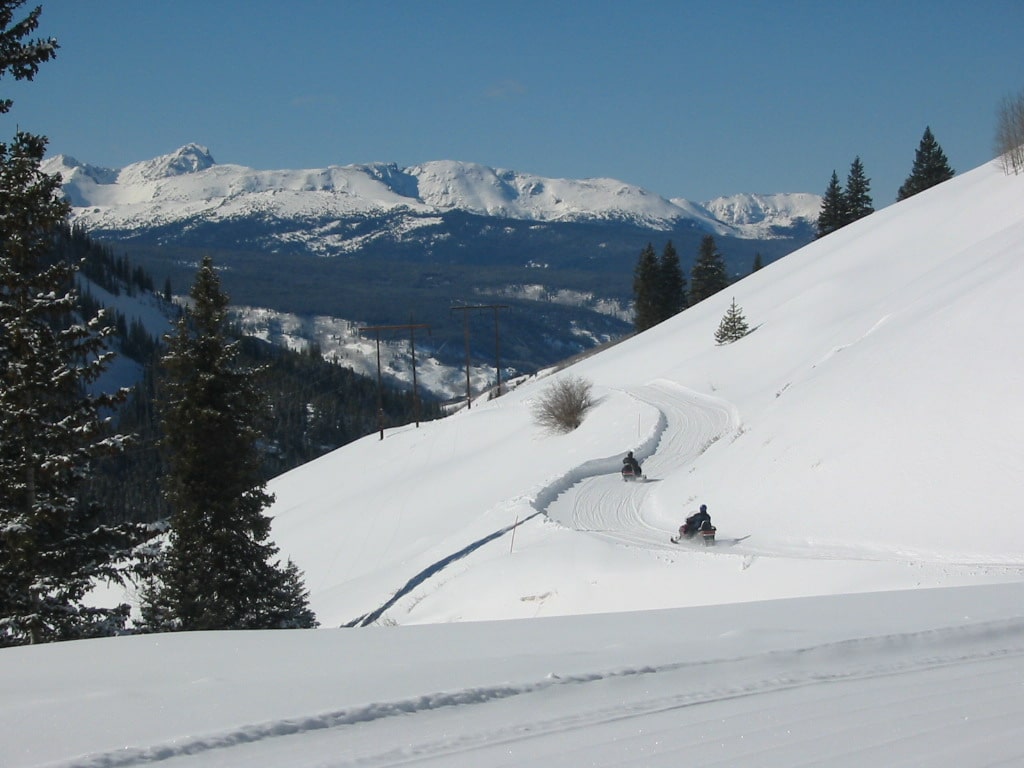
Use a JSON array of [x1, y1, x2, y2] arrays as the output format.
[[627, 451, 633, 457], [699, 504, 707, 513]]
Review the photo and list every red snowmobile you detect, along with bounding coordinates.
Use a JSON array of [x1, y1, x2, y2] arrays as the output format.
[[621, 453, 644, 482], [670, 507, 716, 545], [620, 464, 645, 482]]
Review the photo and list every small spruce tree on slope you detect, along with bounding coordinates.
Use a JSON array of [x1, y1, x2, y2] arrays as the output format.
[[896, 127, 955, 201], [714, 298, 750, 344], [0, 3, 146, 646], [141, 256, 316, 631], [689, 235, 730, 305]]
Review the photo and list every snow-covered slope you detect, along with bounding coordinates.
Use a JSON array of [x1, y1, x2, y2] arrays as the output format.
[[42, 145, 818, 243], [263, 159, 1024, 628], [4, 584, 1023, 768], [4, 157, 1023, 768]]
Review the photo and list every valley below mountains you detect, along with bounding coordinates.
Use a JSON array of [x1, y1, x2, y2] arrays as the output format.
[[46, 144, 820, 397]]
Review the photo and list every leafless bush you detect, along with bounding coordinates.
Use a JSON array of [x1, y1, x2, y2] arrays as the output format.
[[995, 88, 1024, 174], [532, 376, 594, 433]]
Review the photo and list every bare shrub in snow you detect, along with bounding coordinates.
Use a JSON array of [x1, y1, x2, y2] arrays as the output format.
[[533, 376, 594, 433], [995, 88, 1024, 174]]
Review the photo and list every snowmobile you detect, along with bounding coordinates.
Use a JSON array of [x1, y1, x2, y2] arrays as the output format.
[[670, 512, 716, 545], [621, 451, 644, 482], [621, 464, 645, 482]]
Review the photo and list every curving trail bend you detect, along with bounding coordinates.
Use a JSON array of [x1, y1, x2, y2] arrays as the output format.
[[544, 379, 738, 549], [543, 381, 1024, 575]]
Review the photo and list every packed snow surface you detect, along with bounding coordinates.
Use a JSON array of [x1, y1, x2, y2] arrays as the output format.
[[2, 160, 1022, 767]]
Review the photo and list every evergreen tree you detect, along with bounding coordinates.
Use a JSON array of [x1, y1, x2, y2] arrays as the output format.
[[752, 252, 763, 273], [714, 298, 750, 344], [141, 256, 316, 631], [657, 240, 687, 319], [896, 127, 955, 201], [689, 235, 729, 305], [0, 2, 57, 115], [843, 156, 874, 224], [816, 171, 846, 238], [1, 4, 144, 646], [632, 243, 660, 332]]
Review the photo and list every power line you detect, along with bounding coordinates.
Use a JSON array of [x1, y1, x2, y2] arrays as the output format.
[[449, 304, 510, 409], [358, 323, 431, 439]]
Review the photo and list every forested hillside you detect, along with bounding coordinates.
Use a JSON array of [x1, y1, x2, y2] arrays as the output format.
[[55, 228, 440, 524]]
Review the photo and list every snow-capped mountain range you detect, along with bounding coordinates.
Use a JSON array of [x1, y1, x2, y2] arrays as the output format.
[[45, 144, 822, 392], [43, 144, 820, 253]]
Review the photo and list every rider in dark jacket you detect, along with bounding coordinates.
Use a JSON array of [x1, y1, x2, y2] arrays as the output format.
[[622, 451, 642, 476], [680, 504, 712, 538]]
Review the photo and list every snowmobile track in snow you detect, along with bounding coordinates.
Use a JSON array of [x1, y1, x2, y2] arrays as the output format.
[[545, 380, 739, 550], [347, 381, 739, 626], [51, 619, 1024, 768]]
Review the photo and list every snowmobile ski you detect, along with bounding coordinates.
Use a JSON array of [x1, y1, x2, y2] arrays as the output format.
[[670, 534, 750, 547]]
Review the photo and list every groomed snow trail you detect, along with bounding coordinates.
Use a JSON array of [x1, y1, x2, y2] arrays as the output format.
[[344, 381, 738, 626], [342, 377, 1022, 628], [543, 382, 1024, 577], [545, 380, 737, 548]]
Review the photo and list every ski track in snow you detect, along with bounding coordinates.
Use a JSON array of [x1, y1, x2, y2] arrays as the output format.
[[47, 619, 1024, 768], [345, 510, 544, 628]]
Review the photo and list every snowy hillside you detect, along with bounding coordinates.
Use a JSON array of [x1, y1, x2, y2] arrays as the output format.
[[265, 158, 1024, 627], [4, 159, 1022, 768], [42, 144, 817, 243]]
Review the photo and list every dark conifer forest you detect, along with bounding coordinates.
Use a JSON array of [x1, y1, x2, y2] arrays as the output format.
[[58, 227, 441, 525]]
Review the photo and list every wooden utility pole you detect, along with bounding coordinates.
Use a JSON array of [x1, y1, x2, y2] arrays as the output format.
[[358, 323, 430, 439], [449, 304, 509, 409]]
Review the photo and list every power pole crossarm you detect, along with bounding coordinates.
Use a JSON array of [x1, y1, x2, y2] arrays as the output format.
[[450, 304, 509, 409], [358, 323, 431, 438]]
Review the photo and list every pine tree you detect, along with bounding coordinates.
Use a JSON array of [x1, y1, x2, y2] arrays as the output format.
[[714, 298, 750, 344], [141, 256, 316, 631], [816, 171, 846, 238], [0, 2, 57, 116], [632, 243, 660, 332], [843, 156, 874, 224], [689, 235, 729, 305], [896, 127, 955, 201], [0, 4, 145, 646], [752, 252, 763, 272], [657, 240, 686, 318]]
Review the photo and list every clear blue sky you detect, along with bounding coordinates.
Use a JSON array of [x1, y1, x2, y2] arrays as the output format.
[[6, 0, 1023, 203]]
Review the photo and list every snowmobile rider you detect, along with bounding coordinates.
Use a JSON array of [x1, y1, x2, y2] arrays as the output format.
[[622, 451, 642, 476], [679, 504, 712, 539]]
